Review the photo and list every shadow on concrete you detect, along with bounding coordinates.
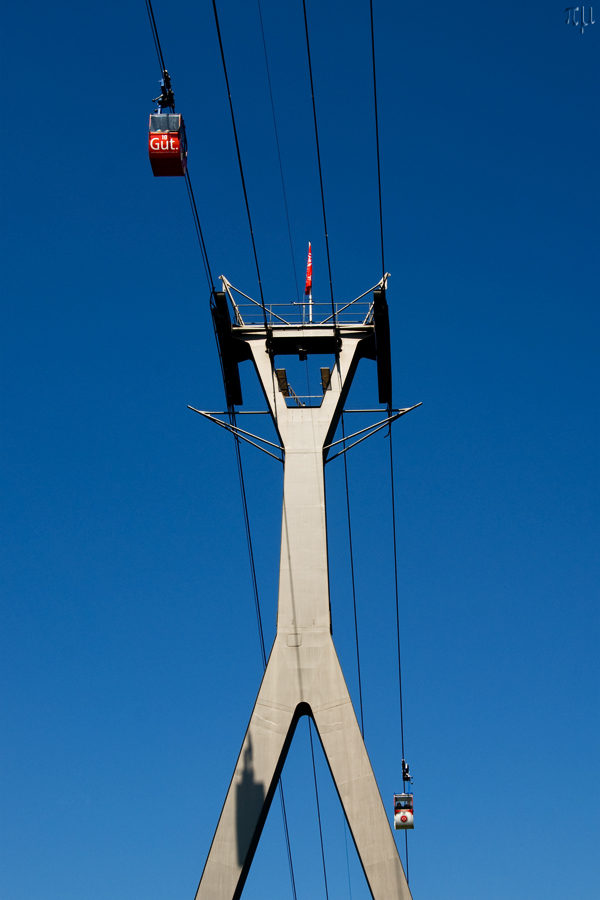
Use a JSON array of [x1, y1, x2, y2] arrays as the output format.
[[235, 735, 265, 866]]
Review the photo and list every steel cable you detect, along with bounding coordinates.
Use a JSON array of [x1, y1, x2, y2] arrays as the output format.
[[228, 420, 298, 899], [343, 818, 354, 900], [185, 172, 214, 292], [211, 0, 268, 328], [143, 1, 297, 892], [369, 0, 385, 279], [301, 0, 335, 322], [207, 3, 300, 889], [144, 0, 167, 73], [308, 720, 330, 900], [389, 424, 409, 879], [256, 0, 301, 304], [369, 0, 410, 878], [341, 414, 365, 737], [144, 0, 214, 292], [230, 412, 266, 667]]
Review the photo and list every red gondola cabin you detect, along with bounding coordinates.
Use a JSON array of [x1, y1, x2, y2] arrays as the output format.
[[149, 113, 187, 177]]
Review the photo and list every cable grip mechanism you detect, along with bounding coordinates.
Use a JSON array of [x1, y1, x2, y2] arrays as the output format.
[[153, 69, 175, 111]]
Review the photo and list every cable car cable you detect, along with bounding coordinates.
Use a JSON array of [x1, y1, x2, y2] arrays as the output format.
[[143, 3, 297, 891], [369, 0, 385, 279], [184, 172, 214, 291], [389, 425, 410, 880], [252, 7, 336, 881], [232, 427, 298, 900], [301, 0, 335, 322], [389, 430, 406, 760], [207, 4, 301, 889], [222, 402, 298, 898], [254, 10, 337, 893], [210, 0, 268, 328], [368, 0, 411, 878], [144, 0, 213, 290], [211, 300, 297, 894], [144, 3, 175, 113], [343, 819, 354, 900], [230, 412, 298, 897], [230, 414, 266, 667], [256, 0, 301, 304], [144, 0, 167, 75], [308, 719, 330, 900], [341, 413, 365, 738], [279, 784, 299, 900]]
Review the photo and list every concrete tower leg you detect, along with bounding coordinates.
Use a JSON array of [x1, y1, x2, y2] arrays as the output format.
[[195, 633, 412, 900], [312, 644, 412, 900], [193, 656, 300, 900]]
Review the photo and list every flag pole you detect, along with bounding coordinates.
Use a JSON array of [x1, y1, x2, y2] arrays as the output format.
[[305, 242, 313, 324]]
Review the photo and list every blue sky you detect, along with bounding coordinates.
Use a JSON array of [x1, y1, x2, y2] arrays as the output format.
[[1, 1, 598, 899]]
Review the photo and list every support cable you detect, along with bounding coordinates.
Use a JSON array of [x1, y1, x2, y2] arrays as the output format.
[[256, 0, 301, 304], [343, 818, 354, 900], [278, 783, 299, 900], [144, 0, 214, 293], [143, 1, 295, 891], [222, 404, 298, 898], [248, 0, 342, 840], [341, 414, 364, 737], [229, 416, 297, 900], [211, 292, 295, 891], [185, 173, 215, 292], [230, 412, 266, 667], [144, 0, 167, 73], [308, 720, 330, 900], [207, 309, 297, 896], [211, 0, 269, 328], [301, 0, 335, 322], [230, 417, 298, 899], [368, 0, 410, 879], [389, 425, 409, 880], [369, 0, 385, 280], [214, 10, 327, 893]]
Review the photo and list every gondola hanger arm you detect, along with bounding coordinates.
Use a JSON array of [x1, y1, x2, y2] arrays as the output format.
[[324, 403, 422, 464], [188, 406, 284, 462]]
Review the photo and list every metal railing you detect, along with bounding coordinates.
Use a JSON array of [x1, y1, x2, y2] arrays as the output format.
[[220, 274, 390, 328], [234, 300, 373, 326]]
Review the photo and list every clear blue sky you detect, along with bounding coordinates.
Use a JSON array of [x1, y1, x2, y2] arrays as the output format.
[[1, 2, 598, 899]]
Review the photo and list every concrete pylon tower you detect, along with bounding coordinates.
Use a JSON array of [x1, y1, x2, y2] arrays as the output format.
[[195, 278, 414, 900]]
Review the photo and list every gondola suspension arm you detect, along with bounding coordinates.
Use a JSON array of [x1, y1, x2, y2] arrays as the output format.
[[188, 406, 284, 462], [324, 403, 422, 463]]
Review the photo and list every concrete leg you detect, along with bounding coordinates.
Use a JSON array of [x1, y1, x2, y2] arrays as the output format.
[[312, 648, 413, 900], [196, 633, 411, 900], [194, 661, 301, 900]]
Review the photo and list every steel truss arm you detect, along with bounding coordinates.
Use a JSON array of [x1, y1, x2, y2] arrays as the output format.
[[220, 275, 291, 326], [188, 406, 284, 463], [324, 403, 422, 463], [319, 272, 390, 325]]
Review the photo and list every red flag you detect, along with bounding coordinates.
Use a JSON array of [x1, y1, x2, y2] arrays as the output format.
[[304, 242, 312, 296]]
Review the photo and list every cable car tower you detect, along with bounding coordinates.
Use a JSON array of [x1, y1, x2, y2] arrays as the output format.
[[193, 278, 419, 900]]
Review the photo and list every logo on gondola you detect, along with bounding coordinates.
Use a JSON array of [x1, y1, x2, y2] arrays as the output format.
[[150, 135, 179, 151], [400, 815, 408, 822]]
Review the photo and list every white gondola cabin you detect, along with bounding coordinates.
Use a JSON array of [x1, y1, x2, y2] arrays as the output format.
[[394, 793, 414, 830]]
